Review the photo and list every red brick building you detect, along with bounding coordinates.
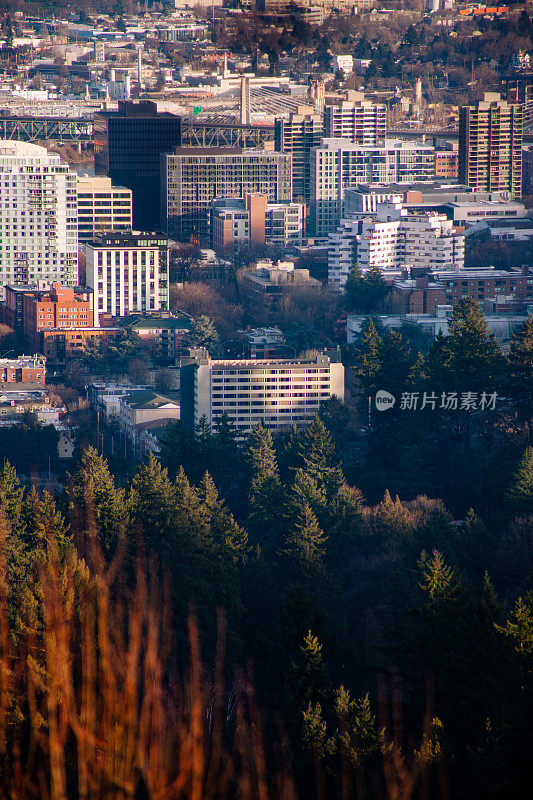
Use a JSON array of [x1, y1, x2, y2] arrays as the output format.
[[434, 150, 459, 180], [23, 283, 94, 352], [392, 268, 532, 314], [392, 277, 446, 314], [433, 269, 530, 304], [0, 355, 46, 385], [39, 326, 122, 365], [1, 283, 121, 366]]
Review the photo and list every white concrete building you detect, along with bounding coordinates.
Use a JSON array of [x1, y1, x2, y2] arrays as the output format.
[[265, 202, 305, 245], [328, 210, 403, 289], [77, 176, 132, 241], [0, 140, 78, 299], [403, 213, 465, 273], [328, 203, 465, 290], [323, 99, 387, 145], [344, 187, 404, 215], [107, 69, 131, 100], [333, 55, 354, 76], [180, 350, 344, 435], [441, 199, 527, 225], [85, 233, 169, 326], [310, 138, 436, 237]]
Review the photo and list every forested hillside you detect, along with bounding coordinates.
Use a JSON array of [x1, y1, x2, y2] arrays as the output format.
[[0, 299, 531, 799]]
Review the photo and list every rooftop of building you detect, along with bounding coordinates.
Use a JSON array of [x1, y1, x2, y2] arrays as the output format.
[[98, 100, 180, 119], [394, 280, 445, 290], [122, 390, 179, 409], [0, 140, 57, 158], [185, 349, 337, 367], [6, 283, 93, 294], [0, 355, 46, 367], [118, 312, 193, 331], [347, 183, 474, 196], [39, 326, 121, 333], [472, 217, 533, 228], [0, 382, 47, 393], [77, 175, 131, 193], [86, 232, 167, 247], [168, 147, 281, 157], [242, 326, 286, 341], [316, 137, 435, 151], [430, 269, 526, 279], [443, 200, 525, 208]]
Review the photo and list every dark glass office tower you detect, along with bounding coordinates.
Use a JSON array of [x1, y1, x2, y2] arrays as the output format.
[[96, 101, 182, 232]]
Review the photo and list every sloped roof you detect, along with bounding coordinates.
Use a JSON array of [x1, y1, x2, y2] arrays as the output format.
[[122, 390, 178, 410], [119, 313, 193, 332]]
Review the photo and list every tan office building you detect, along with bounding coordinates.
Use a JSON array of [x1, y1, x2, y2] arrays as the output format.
[[77, 176, 132, 241], [458, 93, 523, 199]]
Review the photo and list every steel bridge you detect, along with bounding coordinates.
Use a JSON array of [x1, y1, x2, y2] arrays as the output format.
[[0, 115, 277, 148], [0, 116, 94, 143], [181, 119, 275, 148]]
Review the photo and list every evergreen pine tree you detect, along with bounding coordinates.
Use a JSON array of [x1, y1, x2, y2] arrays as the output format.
[[362, 265, 390, 312], [301, 417, 344, 497], [344, 263, 364, 311], [374, 490, 414, 541], [334, 686, 380, 768], [506, 447, 533, 515], [198, 471, 248, 565], [378, 329, 415, 396], [282, 503, 328, 569], [187, 314, 219, 353], [508, 315, 533, 419], [159, 420, 198, 481], [326, 483, 363, 565], [418, 549, 460, 604], [496, 594, 533, 657], [345, 265, 390, 313], [318, 396, 350, 448], [128, 454, 178, 556], [444, 298, 504, 390], [291, 468, 327, 520], [352, 319, 383, 394], [69, 446, 127, 557], [211, 412, 242, 497], [296, 630, 331, 709], [0, 461, 24, 540], [247, 423, 285, 547], [278, 424, 304, 482]]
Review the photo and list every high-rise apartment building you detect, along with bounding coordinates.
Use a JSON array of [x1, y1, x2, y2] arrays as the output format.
[[94, 101, 182, 231], [310, 138, 436, 237], [161, 148, 292, 242], [180, 349, 344, 435], [77, 176, 132, 241], [323, 98, 386, 145], [85, 233, 169, 325], [275, 111, 324, 202], [0, 141, 78, 299], [458, 93, 523, 199], [328, 203, 465, 289]]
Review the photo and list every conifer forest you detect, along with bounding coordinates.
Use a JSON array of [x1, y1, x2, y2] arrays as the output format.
[[0, 300, 531, 799]]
